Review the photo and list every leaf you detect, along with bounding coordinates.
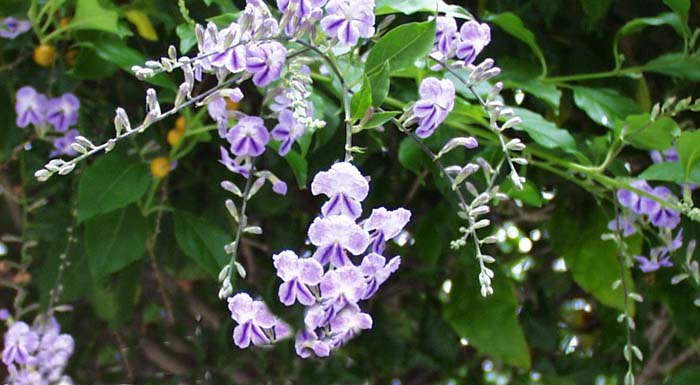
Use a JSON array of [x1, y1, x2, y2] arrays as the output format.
[[374, 0, 472, 17], [662, 0, 690, 26], [176, 23, 197, 53], [622, 115, 679, 150], [174, 211, 230, 278], [485, 12, 547, 77], [573, 87, 642, 129], [639, 162, 700, 184], [71, 0, 120, 35], [351, 75, 372, 122], [677, 130, 700, 181], [581, 0, 612, 27], [90, 261, 143, 327], [499, 61, 561, 110], [78, 155, 151, 222], [511, 108, 576, 151], [613, 13, 684, 61], [365, 111, 399, 129], [398, 137, 425, 175], [642, 53, 700, 81], [368, 61, 391, 107], [285, 149, 309, 188], [125, 9, 158, 41], [444, 263, 531, 369], [552, 210, 638, 312], [502, 179, 543, 207], [67, 47, 118, 80], [85, 206, 149, 280], [666, 368, 700, 385], [365, 20, 436, 77]]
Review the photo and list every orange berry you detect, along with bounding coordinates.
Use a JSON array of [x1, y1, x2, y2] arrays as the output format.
[[167, 129, 183, 147], [175, 115, 186, 132], [150, 157, 171, 178], [59, 17, 71, 29], [33, 44, 56, 67], [65, 48, 78, 67], [226, 98, 240, 111]]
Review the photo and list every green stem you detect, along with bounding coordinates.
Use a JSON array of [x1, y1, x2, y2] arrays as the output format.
[[228, 164, 255, 284], [543, 66, 643, 84]]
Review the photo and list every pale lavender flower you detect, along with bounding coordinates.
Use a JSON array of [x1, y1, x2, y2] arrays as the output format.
[[363, 207, 411, 253], [46, 93, 80, 132], [616, 180, 655, 215], [219, 146, 252, 178], [15, 86, 47, 128], [635, 252, 673, 273], [272, 179, 288, 195], [0, 308, 10, 320], [650, 147, 679, 163], [208, 89, 244, 138], [278, 0, 327, 17], [308, 215, 370, 267], [455, 20, 491, 65], [311, 162, 369, 218], [646, 186, 681, 229], [271, 109, 306, 156], [607, 215, 637, 238], [329, 306, 372, 345], [413, 77, 455, 138], [320, 0, 375, 46], [7, 369, 47, 385], [50, 129, 80, 157], [208, 24, 247, 73], [228, 293, 290, 348], [320, 265, 367, 310], [0, 17, 31, 39], [359, 253, 401, 299], [433, 15, 459, 57], [226, 116, 270, 157], [2, 322, 39, 365], [273, 250, 324, 306], [245, 41, 287, 87], [294, 329, 331, 358]]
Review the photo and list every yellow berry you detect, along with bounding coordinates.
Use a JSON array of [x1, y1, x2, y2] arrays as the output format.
[[59, 17, 71, 29], [34, 44, 56, 67], [226, 98, 241, 111], [167, 129, 183, 146], [150, 157, 171, 178], [175, 115, 186, 133]]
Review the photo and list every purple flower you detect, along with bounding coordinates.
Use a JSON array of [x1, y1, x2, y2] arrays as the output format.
[[15, 86, 47, 128], [363, 207, 411, 253], [245, 41, 287, 87], [228, 293, 290, 348], [50, 129, 80, 158], [0, 17, 31, 39], [329, 306, 372, 345], [208, 89, 244, 138], [616, 180, 656, 215], [7, 369, 47, 385], [278, 0, 327, 17], [226, 116, 270, 157], [208, 24, 247, 74], [271, 109, 306, 156], [219, 146, 252, 177], [359, 253, 400, 299], [273, 250, 324, 306], [46, 93, 80, 133], [607, 214, 637, 238], [455, 20, 491, 65], [433, 15, 459, 57], [413, 77, 455, 138], [320, 265, 367, 309], [642, 186, 681, 229], [635, 252, 673, 273], [0, 308, 10, 320], [272, 179, 288, 195], [308, 215, 370, 267], [294, 329, 331, 358], [311, 162, 369, 218], [650, 147, 679, 164], [2, 322, 39, 365], [320, 0, 375, 46]]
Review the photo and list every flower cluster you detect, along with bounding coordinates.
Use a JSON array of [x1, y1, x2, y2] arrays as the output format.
[[432, 16, 491, 65], [15, 86, 81, 157], [2, 316, 74, 385], [225, 162, 409, 357], [0, 17, 31, 39]]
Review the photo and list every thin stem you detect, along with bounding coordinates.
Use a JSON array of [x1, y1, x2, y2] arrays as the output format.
[[228, 163, 256, 284], [542, 66, 644, 84], [612, 201, 636, 384]]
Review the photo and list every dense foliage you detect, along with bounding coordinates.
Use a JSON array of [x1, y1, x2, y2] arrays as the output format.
[[1, 0, 700, 384]]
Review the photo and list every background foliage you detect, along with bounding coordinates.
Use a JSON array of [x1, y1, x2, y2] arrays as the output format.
[[1, 0, 700, 384]]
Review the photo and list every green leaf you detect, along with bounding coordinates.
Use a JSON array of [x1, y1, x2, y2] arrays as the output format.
[[68, 47, 118, 79], [174, 211, 230, 278], [176, 23, 197, 53], [351, 75, 372, 122], [502, 179, 543, 207], [613, 13, 684, 63], [71, 0, 120, 35], [581, 0, 612, 27], [662, 0, 690, 26], [677, 130, 700, 181], [642, 53, 700, 81], [365, 21, 436, 77], [573, 87, 642, 129], [485, 12, 547, 77], [444, 263, 531, 369], [622, 115, 679, 150], [78, 155, 151, 222], [365, 111, 399, 129], [666, 368, 700, 385], [368, 61, 391, 107], [91, 261, 143, 327], [374, 0, 472, 17], [85, 206, 149, 280], [499, 61, 561, 110], [511, 108, 576, 151], [638, 162, 700, 184], [284, 149, 308, 188], [552, 210, 638, 312], [398, 137, 425, 175]]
